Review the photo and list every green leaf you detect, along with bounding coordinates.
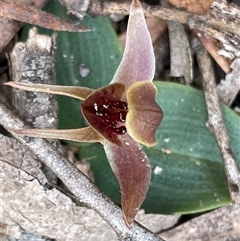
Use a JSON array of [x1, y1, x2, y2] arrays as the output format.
[[80, 82, 240, 214], [19, 1, 240, 214], [20, 0, 122, 129]]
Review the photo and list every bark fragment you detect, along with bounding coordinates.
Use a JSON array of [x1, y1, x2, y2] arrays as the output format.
[[217, 58, 240, 106]]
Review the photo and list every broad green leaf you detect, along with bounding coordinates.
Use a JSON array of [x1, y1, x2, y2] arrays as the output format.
[[80, 82, 240, 214], [21, 0, 122, 129], [19, 1, 240, 214]]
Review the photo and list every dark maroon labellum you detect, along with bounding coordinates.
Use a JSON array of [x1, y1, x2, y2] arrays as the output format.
[[81, 83, 127, 145], [88, 100, 128, 135]]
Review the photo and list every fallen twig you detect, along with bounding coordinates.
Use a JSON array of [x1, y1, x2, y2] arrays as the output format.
[[194, 38, 240, 201], [88, 0, 240, 36], [0, 102, 164, 241], [188, 14, 240, 36]]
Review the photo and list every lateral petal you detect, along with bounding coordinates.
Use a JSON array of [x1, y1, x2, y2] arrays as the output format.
[[126, 81, 163, 147]]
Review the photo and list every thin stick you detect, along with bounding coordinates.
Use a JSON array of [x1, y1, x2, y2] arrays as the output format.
[[0, 102, 164, 241], [89, 0, 240, 36], [194, 39, 240, 202]]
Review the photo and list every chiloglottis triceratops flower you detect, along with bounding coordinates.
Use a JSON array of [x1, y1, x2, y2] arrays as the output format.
[[5, 0, 163, 228]]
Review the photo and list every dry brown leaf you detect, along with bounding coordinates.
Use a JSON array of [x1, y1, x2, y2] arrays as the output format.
[[0, 161, 117, 240], [0, 0, 48, 52], [160, 202, 240, 240], [193, 29, 231, 73], [166, 0, 214, 15], [0, 1, 89, 33]]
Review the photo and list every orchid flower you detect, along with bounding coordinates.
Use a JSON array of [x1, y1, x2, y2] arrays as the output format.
[[5, 0, 163, 228]]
